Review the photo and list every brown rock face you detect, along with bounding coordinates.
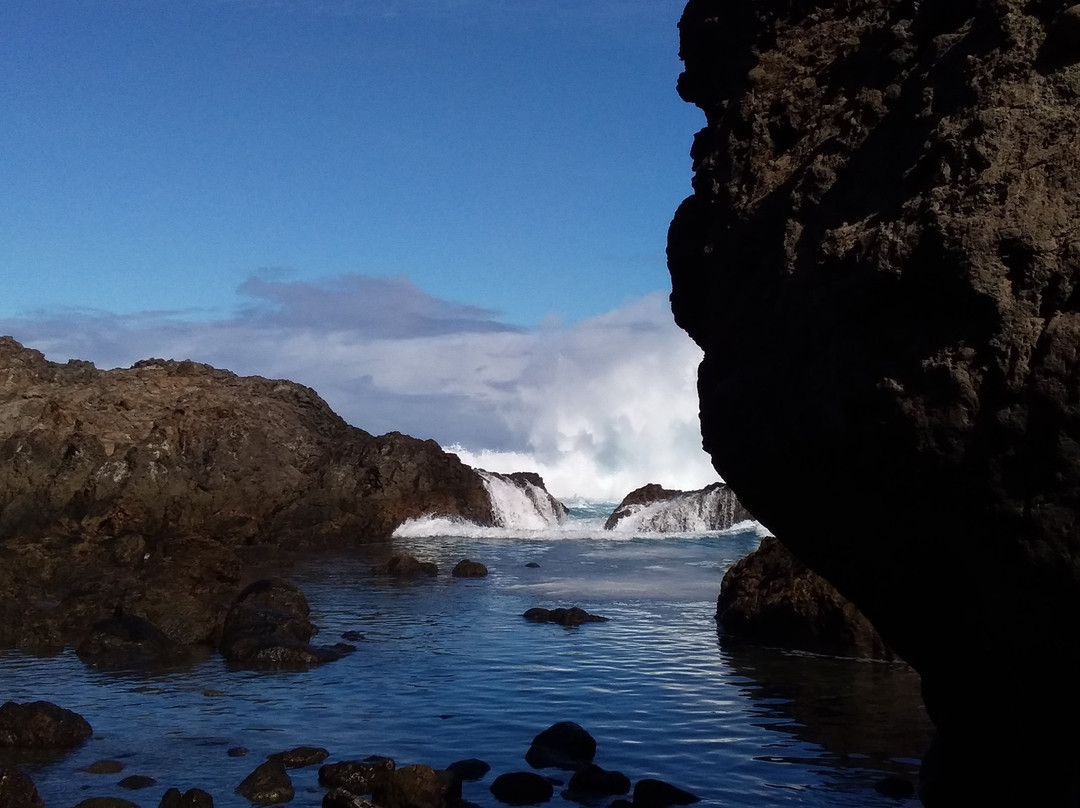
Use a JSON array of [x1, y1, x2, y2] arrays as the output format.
[[669, 1, 1080, 804], [0, 336, 492, 545]]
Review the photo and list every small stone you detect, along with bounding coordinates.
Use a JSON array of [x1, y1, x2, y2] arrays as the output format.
[[118, 774, 157, 789], [81, 760, 125, 774]]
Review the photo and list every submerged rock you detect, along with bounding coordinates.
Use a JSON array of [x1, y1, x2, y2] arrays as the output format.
[[669, 0, 1080, 801], [371, 554, 438, 578], [76, 607, 190, 669], [451, 559, 488, 578], [522, 608, 609, 627]]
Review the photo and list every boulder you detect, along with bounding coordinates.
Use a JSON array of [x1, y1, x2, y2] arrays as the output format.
[[446, 758, 490, 781], [270, 745, 330, 768], [371, 764, 461, 808], [489, 772, 554, 806], [0, 700, 92, 748], [318, 756, 396, 795], [525, 722, 596, 770], [119, 774, 157, 789], [451, 559, 488, 578], [76, 606, 190, 668], [717, 537, 895, 660], [604, 482, 753, 532], [371, 554, 438, 578], [631, 779, 699, 808], [668, 0, 1080, 802], [157, 787, 215, 808], [565, 764, 631, 800], [522, 608, 609, 627], [235, 757, 293, 804], [0, 767, 45, 808]]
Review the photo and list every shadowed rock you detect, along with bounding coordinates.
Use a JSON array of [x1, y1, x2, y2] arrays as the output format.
[[669, 0, 1080, 802], [236, 757, 293, 804], [525, 722, 597, 770], [371, 554, 438, 578], [451, 559, 488, 578], [490, 772, 554, 806], [0, 701, 92, 749], [522, 608, 609, 627], [0, 766, 45, 808]]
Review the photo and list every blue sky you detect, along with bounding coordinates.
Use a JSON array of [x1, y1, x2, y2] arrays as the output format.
[[1, 0, 717, 499]]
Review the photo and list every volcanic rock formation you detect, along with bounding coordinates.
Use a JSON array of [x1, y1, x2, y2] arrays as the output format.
[[0, 337, 496, 648], [604, 482, 752, 531], [669, 1, 1080, 804]]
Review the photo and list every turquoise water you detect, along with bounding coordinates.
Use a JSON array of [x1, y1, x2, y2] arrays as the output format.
[[0, 519, 930, 808]]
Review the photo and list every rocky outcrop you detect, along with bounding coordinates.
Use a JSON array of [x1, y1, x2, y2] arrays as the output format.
[[522, 607, 609, 627], [0, 337, 494, 649], [0, 701, 92, 749], [717, 537, 895, 660], [669, 1, 1080, 804], [0, 336, 492, 545], [603, 482, 753, 531], [478, 470, 569, 528]]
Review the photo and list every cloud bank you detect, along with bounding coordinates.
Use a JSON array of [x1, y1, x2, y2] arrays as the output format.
[[1, 274, 718, 501]]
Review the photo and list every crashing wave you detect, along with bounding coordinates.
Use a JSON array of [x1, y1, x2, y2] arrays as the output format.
[[604, 482, 753, 533], [478, 470, 569, 530]]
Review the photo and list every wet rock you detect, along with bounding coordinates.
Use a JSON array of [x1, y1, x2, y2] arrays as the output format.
[[323, 790, 377, 808], [604, 483, 752, 532], [0, 766, 45, 808], [76, 606, 190, 668], [236, 757, 294, 804], [119, 774, 157, 789], [565, 764, 630, 800], [522, 608, 609, 627], [228, 747, 249, 757], [341, 631, 364, 641], [318, 756, 396, 795], [371, 763, 460, 808], [489, 772, 554, 805], [0, 700, 92, 748], [446, 758, 490, 781], [81, 759, 126, 774], [631, 779, 699, 808], [220, 578, 342, 668], [717, 537, 895, 660], [270, 745, 330, 768], [371, 554, 438, 577], [158, 787, 215, 808], [525, 722, 596, 770], [524, 562, 540, 569], [451, 559, 488, 578]]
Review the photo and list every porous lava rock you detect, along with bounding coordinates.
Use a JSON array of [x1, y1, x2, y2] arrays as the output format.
[[0, 766, 45, 808], [0, 337, 494, 648], [0, 700, 92, 749], [603, 482, 753, 531], [717, 537, 895, 660], [669, 1, 1080, 803]]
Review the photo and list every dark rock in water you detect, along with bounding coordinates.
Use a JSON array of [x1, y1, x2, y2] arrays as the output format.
[[323, 789, 378, 808], [371, 763, 461, 808], [631, 779, 699, 808], [269, 745, 330, 768], [524, 562, 540, 569], [523, 607, 609, 627], [525, 722, 596, 770], [669, 0, 1080, 802], [489, 772, 554, 805], [604, 482, 752, 532], [81, 760, 125, 774], [220, 578, 342, 668], [341, 630, 364, 641], [227, 746, 249, 757], [157, 787, 214, 808], [717, 537, 895, 660], [451, 559, 488, 578], [565, 764, 631, 800], [118, 774, 157, 789], [371, 554, 438, 578], [874, 775, 916, 799], [446, 758, 490, 781], [319, 756, 396, 795], [236, 757, 293, 804], [0, 766, 45, 808], [0, 700, 92, 748], [73, 799, 142, 808], [76, 606, 190, 668]]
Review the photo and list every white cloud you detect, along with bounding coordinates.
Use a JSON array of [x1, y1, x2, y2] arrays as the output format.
[[0, 275, 717, 501]]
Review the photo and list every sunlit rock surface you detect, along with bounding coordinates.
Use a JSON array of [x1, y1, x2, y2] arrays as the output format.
[[669, 1, 1080, 803]]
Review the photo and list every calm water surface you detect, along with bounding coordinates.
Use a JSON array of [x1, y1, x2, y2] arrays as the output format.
[[0, 520, 930, 808]]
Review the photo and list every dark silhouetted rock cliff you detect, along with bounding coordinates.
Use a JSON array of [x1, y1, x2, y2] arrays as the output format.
[[669, 1, 1080, 804]]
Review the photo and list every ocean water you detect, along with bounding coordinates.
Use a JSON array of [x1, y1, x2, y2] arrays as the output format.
[[0, 502, 931, 808]]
